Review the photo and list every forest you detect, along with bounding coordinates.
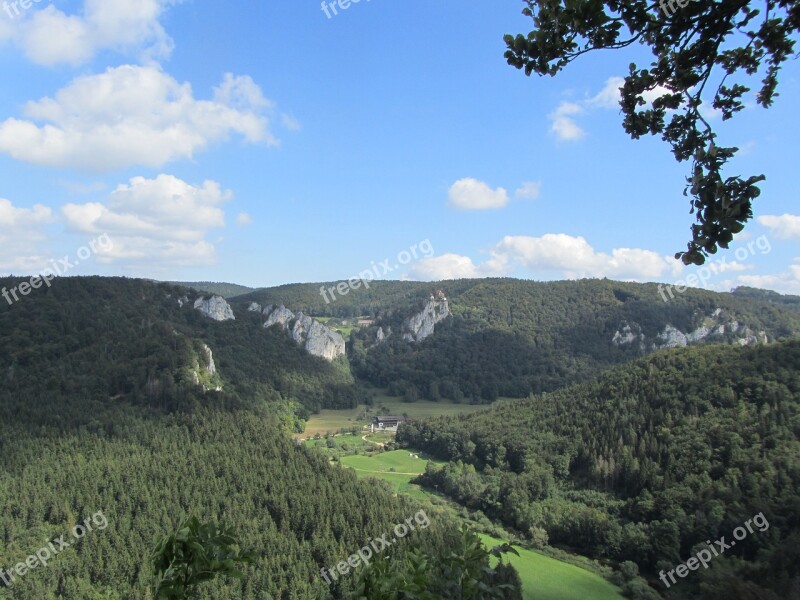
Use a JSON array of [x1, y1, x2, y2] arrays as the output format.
[[397, 341, 800, 599], [0, 276, 521, 598]]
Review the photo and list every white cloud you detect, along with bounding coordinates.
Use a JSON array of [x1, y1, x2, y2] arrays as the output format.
[[236, 212, 253, 227], [448, 178, 509, 210], [515, 181, 542, 200], [550, 102, 585, 141], [3, 0, 175, 67], [0, 198, 53, 272], [0, 66, 278, 172], [549, 77, 625, 141], [56, 180, 108, 195], [62, 174, 230, 268], [490, 234, 672, 279], [758, 214, 800, 239], [588, 77, 625, 109], [735, 262, 800, 295], [409, 253, 488, 280], [281, 113, 302, 131], [409, 233, 674, 281]]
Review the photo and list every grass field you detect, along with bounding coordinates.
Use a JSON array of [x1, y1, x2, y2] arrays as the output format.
[[300, 398, 501, 438], [304, 434, 370, 452], [480, 535, 625, 600], [339, 450, 436, 500]]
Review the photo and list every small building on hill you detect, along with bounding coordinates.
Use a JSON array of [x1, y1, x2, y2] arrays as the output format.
[[372, 415, 407, 432]]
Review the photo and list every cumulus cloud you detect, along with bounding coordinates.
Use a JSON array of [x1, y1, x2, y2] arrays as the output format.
[[62, 174, 230, 268], [490, 234, 672, 279], [448, 178, 509, 210], [548, 78, 626, 141], [587, 77, 625, 109], [758, 214, 800, 239], [0, 66, 278, 171], [236, 212, 253, 227], [548, 77, 685, 141], [0, 198, 54, 272], [735, 262, 800, 295], [514, 181, 542, 200], [550, 101, 585, 141], [3, 0, 175, 67], [409, 254, 492, 280], [408, 233, 674, 281], [281, 114, 302, 131]]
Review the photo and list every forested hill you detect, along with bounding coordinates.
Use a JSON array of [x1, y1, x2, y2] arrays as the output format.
[[0, 276, 521, 598], [240, 278, 799, 402], [0, 276, 362, 420], [167, 281, 256, 298], [398, 341, 800, 599]]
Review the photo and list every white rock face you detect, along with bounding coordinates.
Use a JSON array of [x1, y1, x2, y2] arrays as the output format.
[[403, 298, 450, 342], [293, 312, 346, 360], [611, 309, 770, 352], [657, 324, 689, 348], [376, 326, 389, 344], [194, 296, 235, 321], [612, 322, 644, 348], [262, 306, 345, 360], [686, 326, 711, 343], [202, 344, 216, 375], [247, 302, 262, 312], [264, 305, 295, 329]]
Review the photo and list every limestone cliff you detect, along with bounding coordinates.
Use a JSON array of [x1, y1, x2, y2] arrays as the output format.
[[262, 305, 345, 361], [612, 308, 768, 352], [193, 295, 235, 321], [402, 297, 450, 342]]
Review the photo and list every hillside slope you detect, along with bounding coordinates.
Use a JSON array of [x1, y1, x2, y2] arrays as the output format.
[[398, 341, 800, 599], [242, 278, 800, 401]]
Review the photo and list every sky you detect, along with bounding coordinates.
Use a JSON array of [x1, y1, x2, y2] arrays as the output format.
[[0, 0, 798, 294]]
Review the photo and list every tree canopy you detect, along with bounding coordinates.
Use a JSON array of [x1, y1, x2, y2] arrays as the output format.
[[504, 0, 800, 265]]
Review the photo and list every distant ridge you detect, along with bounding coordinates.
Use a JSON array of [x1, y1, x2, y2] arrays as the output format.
[[167, 281, 257, 298]]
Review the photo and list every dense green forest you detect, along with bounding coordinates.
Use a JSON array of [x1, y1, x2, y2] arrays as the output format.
[[2, 276, 799, 598], [168, 282, 257, 299], [0, 276, 521, 598], [397, 341, 800, 599], [345, 279, 799, 401], [0, 276, 365, 419]]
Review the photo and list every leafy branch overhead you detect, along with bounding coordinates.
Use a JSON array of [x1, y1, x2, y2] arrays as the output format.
[[152, 516, 254, 600], [504, 0, 800, 264]]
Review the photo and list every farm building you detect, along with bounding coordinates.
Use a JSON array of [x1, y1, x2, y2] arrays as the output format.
[[372, 415, 407, 431]]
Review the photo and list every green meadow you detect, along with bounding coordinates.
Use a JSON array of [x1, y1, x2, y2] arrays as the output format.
[[339, 450, 434, 499], [480, 535, 626, 600], [300, 398, 502, 438]]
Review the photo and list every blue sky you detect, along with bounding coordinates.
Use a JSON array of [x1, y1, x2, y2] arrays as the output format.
[[0, 0, 798, 293]]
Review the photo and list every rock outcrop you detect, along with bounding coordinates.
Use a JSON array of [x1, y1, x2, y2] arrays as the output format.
[[247, 302, 262, 312], [403, 297, 450, 342], [191, 343, 222, 392], [612, 308, 769, 352], [376, 326, 391, 344], [194, 296, 235, 321], [264, 305, 294, 329], [262, 305, 345, 360]]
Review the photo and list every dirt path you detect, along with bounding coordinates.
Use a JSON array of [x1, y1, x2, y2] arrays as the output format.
[[345, 466, 423, 476], [362, 434, 385, 448]]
